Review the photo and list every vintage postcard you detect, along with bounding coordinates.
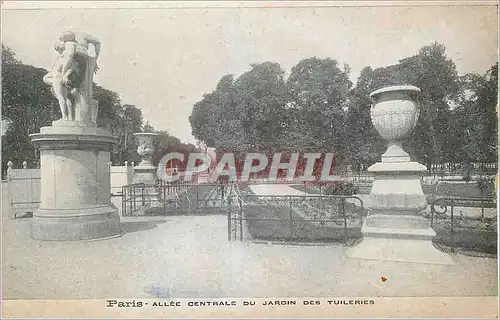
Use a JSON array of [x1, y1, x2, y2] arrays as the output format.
[[1, 0, 498, 318]]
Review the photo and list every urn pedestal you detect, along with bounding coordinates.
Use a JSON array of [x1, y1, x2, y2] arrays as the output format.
[[30, 121, 121, 240], [346, 85, 454, 265], [132, 132, 163, 214]]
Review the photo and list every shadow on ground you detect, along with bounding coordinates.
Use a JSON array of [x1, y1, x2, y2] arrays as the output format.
[[120, 219, 168, 234]]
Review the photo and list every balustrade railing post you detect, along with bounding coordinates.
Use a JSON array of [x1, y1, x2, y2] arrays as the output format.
[[481, 198, 485, 221], [141, 184, 145, 206], [196, 184, 199, 211], [163, 184, 167, 215], [122, 185, 126, 216], [342, 198, 347, 242], [289, 199, 293, 239], [239, 202, 243, 241], [227, 196, 232, 241], [451, 198, 455, 253], [130, 185, 133, 214], [430, 203, 434, 228]]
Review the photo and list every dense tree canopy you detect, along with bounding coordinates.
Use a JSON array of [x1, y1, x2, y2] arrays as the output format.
[[190, 42, 498, 175]]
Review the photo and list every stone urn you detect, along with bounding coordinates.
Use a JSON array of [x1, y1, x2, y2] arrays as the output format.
[[346, 85, 454, 265], [134, 132, 158, 167], [370, 85, 421, 163], [131, 132, 162, 213]]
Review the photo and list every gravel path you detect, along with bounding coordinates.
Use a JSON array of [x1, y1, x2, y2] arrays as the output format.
[[2, 212, 497, 299]]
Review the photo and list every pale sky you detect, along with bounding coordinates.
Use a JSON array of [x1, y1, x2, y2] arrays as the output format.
[[2, 2, 498, 143]]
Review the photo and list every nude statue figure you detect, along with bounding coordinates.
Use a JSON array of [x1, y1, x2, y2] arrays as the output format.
[[43, 41, 80, 121], [60, 31, 101, 75], [43, 31, 102, 122]]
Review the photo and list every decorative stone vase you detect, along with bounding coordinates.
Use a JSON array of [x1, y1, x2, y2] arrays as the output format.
[[134, 133, 158, 167], [132, 132, 159, 185], [370, 85, 421, 163], [131, 132, 163, 214], [346, 85, 454, 265]]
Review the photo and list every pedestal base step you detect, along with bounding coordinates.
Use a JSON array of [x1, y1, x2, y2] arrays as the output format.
[[345, 237, 455, 265], [31, 209, 121, 241], [362, 224, 436, 241]]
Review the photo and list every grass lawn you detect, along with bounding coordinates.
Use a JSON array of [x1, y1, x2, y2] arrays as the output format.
[[237, 185, 497, 254], [242, 203, 497, 254], [152, 183, 225, 215], [424, 182, 492, 198], [429, 214, 497, 254], [242, 204, 362, 243], [432, 227, 497, 254]]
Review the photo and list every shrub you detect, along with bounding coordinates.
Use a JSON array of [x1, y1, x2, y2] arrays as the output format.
[[476, 175, 495, 199], [323, 181, 359, 196]]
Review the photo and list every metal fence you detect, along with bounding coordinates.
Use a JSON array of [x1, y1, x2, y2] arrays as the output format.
[[429, 196, 497, 253], [228, 193, 497, 253], [121, 181, 236, 216], [228, 194, 365, 243]]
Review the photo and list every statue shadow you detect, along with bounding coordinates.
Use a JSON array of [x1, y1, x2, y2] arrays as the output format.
[[120, 219, 168, 235]]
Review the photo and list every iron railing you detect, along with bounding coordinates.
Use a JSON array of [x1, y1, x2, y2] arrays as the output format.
[[228, 194, 365, 243], [121, 181, 235, 216], [429, 196, 497, 253], [121, 183, 147, 216]]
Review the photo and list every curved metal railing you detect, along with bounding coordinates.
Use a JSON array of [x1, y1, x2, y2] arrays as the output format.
[[228, 194, 365, 242], [430, 196, 496, 227]]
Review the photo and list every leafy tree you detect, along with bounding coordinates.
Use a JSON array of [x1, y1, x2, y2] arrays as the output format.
[[151, 130, 182, 166], [476, 63, 498, 164], [109, 104, 143, 165], [190, 74, 246, 152], [397, 43, 461, 168], [345, 67, 387, 168], [284, 57, 351, 168], [457, 63, 498, 166], [94, 85, 120, 129], [233, 62, 287, 151], [2, 45, 59, 171], [2, 45, 20, 65]]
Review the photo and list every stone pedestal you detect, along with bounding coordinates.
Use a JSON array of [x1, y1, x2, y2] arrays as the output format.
[[30, 121, 121, 240], [346, 85, 454, 265], [132, 132, 163, 213]]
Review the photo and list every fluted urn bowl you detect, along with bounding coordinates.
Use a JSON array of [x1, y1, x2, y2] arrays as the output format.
[[369, 85, 421, 141], [134, 132, 158, 166]]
